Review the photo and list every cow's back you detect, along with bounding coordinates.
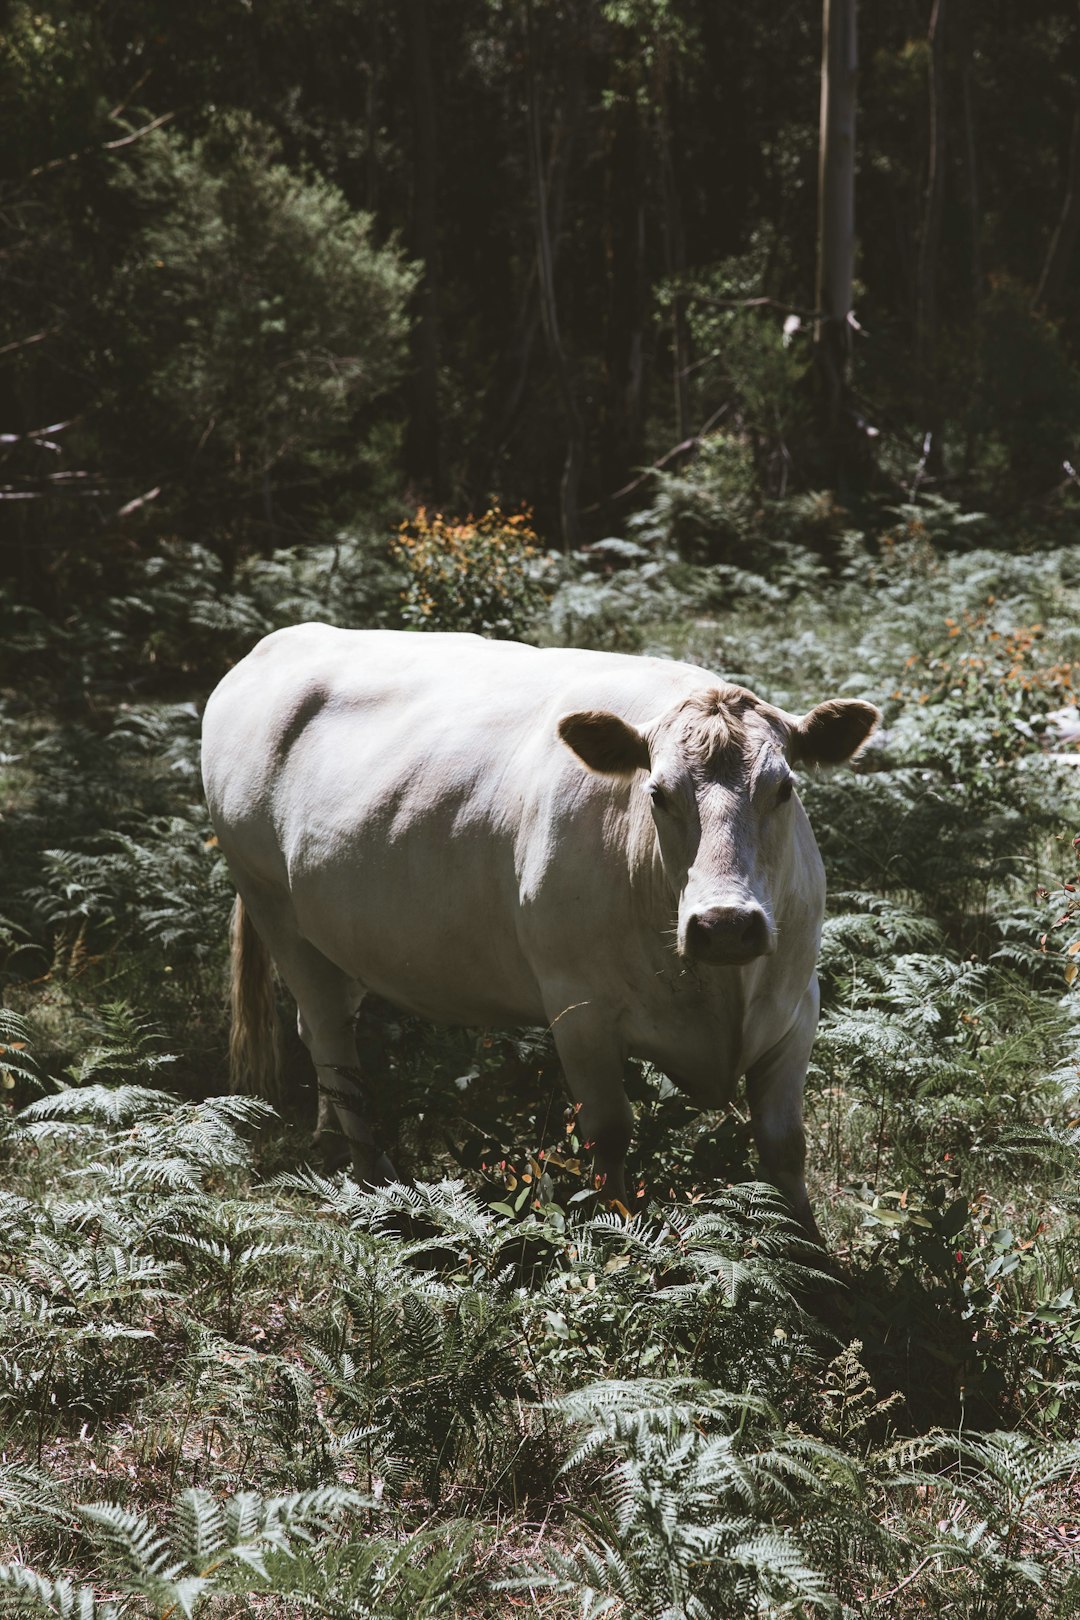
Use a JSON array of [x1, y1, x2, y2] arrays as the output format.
[[202, 627, 693, 1025]]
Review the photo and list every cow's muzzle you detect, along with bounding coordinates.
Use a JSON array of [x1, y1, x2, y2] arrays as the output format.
[[684, 903, 775, 965]]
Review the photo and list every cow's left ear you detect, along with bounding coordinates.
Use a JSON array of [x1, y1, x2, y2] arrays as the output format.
[[558, 710, 651, 775], [792, 699, 881, 765]]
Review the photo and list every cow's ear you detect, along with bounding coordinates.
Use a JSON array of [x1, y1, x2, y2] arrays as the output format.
[[793, 699, 881, 765], [558, 710, 651, 775]]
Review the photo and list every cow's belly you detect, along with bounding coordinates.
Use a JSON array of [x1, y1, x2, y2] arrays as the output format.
[[331, 935, 547, 1028], [286, 841, 548, 1028]]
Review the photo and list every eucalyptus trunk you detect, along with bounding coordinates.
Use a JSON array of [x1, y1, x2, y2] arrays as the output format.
[[404, 0, 441, 499], [656, 54, 691, 444], [815, 0, 858, 487], [524, 0, 583, 553], [916, 0, 947, 478]]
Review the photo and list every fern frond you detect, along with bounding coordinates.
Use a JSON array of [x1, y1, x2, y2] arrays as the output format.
[[0, 1564, 117, 1619], [0, 1008, 40, 1089], [19, 1083, 176, 1127], [77, 1502, 179, 1580]]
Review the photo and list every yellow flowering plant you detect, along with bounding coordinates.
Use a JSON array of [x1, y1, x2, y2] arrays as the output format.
[[392, 506, 551, 639]]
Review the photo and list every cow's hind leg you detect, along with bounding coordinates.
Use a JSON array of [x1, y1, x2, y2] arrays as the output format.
[[547, 999, 634, 1209], [297, 978, 399, 1184], [238, 890, 392, 1184], [745, 979, 822, 1245]]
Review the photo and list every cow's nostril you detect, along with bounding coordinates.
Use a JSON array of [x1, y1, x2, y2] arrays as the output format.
[[687, 905, 771, 962]]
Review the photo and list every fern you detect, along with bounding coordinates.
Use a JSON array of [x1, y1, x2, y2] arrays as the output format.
[[0, 1007, 40, 1091], [0, 1486, 371, 1617], [504, 1378, 843, 1616], [0, 1565, 117, 1620], [61, 1004, 178, 1088], [272, 1520, 483, 1616], [17, 1087, 274, 1190], [818, 1340, 903, 1447], [888, 1429, 1080, 1610]]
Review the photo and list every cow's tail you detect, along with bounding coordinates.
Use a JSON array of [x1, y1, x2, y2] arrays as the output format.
[[229, 895, 282, 1104]]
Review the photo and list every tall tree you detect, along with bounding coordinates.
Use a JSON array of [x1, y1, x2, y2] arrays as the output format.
[[815, 0, 858, 484], [916, 0, 947, 475], [655, 41, 691, 444], [958, 0, 982, 304], [523, 0, 584, 552], [403, 0, 441, 499]]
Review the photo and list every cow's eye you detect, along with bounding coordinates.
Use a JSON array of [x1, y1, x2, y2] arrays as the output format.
[[777, 776, 795, 805], [648, 781, 669, 812]]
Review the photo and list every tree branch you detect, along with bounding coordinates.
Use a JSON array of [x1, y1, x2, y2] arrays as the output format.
[[686, 293, 822, 320], [28, 111, 176, 180], [581, 403, 730, 513], [0, 329, 55, 359], [0, 419, 78, 445]]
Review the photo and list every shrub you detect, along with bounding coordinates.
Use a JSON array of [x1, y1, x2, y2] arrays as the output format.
[[392, 505, 551, 639], [101, 111, 418, 551]]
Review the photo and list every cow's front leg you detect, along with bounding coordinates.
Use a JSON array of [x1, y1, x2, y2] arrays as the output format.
[[548, 1000, 634, 1209], [745, 979, 822, 1245]]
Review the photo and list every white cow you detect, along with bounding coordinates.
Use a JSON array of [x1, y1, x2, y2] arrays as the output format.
[[201, 626, 879, 1240]]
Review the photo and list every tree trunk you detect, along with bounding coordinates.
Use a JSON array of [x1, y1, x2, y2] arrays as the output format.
[[917, 0, 947, 379], [404, 0, 441, 499], [600, 76, 647, 498], [957, 0, 981, 477], [656, 55, 691, 444], [959, 1, 981, 303], [1034, 98, 1080, 313], [524, 0, 583, 553], [489, 67, 579, 480], [628, 190, 647, 466], [364, 10, 380, 216], [815, 0, 858, 487]]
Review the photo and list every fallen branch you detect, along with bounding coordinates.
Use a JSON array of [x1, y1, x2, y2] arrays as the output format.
[[0, 418, 78, 447]]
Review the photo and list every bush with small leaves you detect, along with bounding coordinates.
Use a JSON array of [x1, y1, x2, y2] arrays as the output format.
[[392, 506, 552, 639]]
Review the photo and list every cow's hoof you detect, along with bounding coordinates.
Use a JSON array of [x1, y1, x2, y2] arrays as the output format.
[[313, 1129, 352, 1173], [373, 1151, 400, 1185]]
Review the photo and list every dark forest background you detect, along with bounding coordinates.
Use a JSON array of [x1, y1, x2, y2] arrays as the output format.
[[4, 0, 1080, 601]]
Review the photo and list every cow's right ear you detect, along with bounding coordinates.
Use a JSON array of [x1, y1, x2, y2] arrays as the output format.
[[558, 710, 651, 775]]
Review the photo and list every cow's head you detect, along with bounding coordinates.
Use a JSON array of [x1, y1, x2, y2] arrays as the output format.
[[558, 685, 879, 966]]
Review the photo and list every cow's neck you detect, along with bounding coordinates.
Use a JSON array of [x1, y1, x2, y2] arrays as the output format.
[[623, 785, 679, 937]]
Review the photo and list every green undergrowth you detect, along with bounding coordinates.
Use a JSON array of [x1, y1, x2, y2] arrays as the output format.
[[3, 510, 1080, 1615], [3, 1080, 1080, 1618]]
